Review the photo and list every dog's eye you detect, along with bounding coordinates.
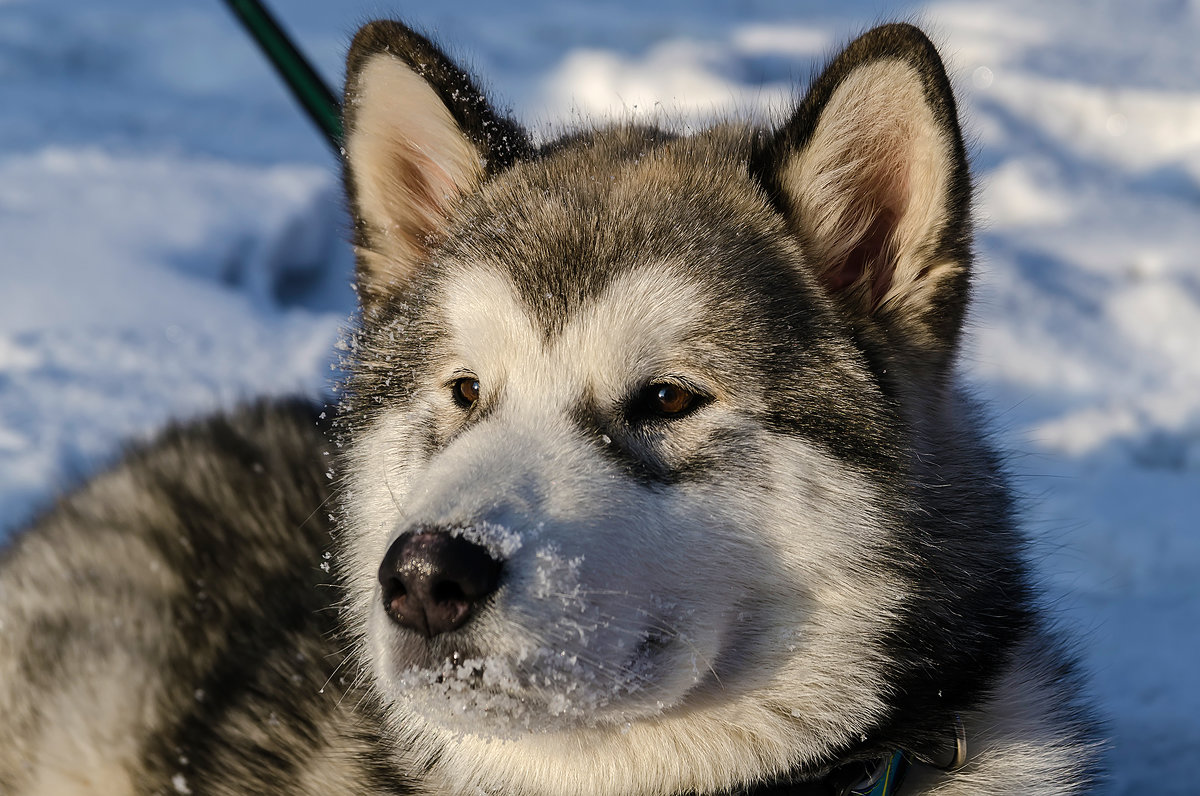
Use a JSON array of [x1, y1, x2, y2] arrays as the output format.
[[635, 381, 705, 420], [452, 377, 480, 408], [654, 384, 694, 416]]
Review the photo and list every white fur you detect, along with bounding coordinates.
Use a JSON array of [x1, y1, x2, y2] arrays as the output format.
[[346, 264, 911, 795]]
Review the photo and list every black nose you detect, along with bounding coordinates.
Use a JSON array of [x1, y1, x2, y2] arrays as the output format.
[[377, 529, 503, 637]]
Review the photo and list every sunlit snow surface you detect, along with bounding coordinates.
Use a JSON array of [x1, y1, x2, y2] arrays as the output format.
[[0, 0, 1196, 791]]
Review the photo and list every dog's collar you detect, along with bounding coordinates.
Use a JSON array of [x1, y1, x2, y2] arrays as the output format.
[[850, 751, 908, 796], [740, 715, 967, 796], [839, 715, 968, 796], [836, 749, 909, 796]]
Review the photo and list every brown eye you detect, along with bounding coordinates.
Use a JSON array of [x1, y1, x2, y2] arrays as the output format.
[[452, 377, 480, 408], [654, 383, 693, 416], [632, 381, 709, 421]]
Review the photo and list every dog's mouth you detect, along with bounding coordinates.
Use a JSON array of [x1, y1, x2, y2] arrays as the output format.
[[382, 623, 697, 736], [369, 537, 730, 736], [428, 625, 675, 695]]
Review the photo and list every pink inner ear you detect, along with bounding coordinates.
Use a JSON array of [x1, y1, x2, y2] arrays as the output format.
[[825, 208, 895, 298], [821, 158, 909, 311], [387, 143, 460, 245]]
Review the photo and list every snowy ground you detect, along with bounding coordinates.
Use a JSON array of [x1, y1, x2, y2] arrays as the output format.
[[1, 0, 1197, 791]]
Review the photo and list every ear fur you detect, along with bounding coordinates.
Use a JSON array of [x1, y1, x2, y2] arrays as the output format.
[[342, 21, 530, 309], [755, 24, 972, 367]]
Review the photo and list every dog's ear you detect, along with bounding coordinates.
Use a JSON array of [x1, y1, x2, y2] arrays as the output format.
[[755, 24, 971, 368], [342, 21, 530, 311]]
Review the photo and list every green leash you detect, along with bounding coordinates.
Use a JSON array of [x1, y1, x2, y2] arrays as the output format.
[[220, 0, 343, 155]]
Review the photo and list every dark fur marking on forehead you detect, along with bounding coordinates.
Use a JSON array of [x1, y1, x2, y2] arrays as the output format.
[[436, 125, 808, 340]]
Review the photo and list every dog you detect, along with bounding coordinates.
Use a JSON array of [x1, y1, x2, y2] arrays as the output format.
[[0, 20, 1102, 796]]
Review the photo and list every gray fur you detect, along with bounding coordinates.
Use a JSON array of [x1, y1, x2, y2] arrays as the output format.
[[0, 20, 1102, 796]]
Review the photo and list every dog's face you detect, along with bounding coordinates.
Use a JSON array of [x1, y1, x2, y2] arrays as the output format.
[[337, 21, 976, 795]]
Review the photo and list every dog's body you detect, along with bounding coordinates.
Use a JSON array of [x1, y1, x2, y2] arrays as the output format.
[[0, 21, 1101, 796]]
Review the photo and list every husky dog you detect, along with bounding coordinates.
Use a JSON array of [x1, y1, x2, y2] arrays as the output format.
[[0, 20, 1101, 796]]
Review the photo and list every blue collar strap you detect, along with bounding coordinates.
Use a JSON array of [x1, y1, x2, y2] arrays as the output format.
[[847, 750, 909, 796]]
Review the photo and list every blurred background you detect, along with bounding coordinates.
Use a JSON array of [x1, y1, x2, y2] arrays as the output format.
[[0, 1, 1196, 791]]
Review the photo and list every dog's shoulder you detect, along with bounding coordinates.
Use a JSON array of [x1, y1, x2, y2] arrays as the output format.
[[0, 400, 410, 795]]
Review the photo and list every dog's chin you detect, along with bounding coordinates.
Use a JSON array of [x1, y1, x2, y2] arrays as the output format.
[[374, 624, 714, 738]]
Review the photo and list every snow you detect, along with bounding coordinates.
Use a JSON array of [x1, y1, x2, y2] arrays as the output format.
[[451, 520, 526, 560], [1, 0, 1196, 791]]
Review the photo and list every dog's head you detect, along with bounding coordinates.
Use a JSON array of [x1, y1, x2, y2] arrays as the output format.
[[336, 21, 1011, 795]]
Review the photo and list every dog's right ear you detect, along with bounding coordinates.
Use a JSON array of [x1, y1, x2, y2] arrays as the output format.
[[753, 24, 972, 374], [343, 21, 529, 311]]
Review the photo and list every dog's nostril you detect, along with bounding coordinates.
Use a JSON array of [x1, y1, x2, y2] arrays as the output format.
[[377, 529, 503, 638], [431, 580, 466, 603], [381, 576, 408, 613]]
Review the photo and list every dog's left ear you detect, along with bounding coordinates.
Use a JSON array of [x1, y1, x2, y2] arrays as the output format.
[[755, 24, 971, 368], [342, 21, 530, 312]]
